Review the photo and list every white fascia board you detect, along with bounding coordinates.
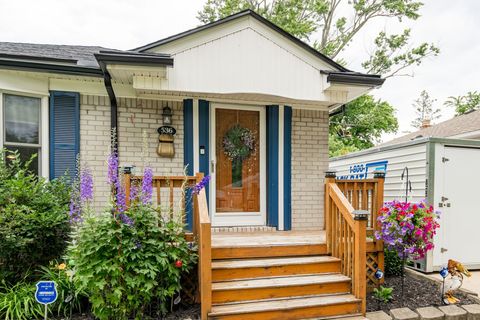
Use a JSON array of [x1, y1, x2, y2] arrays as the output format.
[[0, 70, 49, 95]]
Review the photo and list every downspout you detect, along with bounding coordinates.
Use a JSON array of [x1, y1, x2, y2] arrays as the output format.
[[97, 60, 118, 153]]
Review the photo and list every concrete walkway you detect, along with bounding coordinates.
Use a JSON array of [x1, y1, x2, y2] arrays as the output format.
[[429, 271, 480, 296]]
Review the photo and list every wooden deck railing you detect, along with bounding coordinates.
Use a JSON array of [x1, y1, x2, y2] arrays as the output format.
[[193, 188, 211, 320], [124, 172, 203, 219], [334, 174, 385, 235], [325, 177, 368, 314]]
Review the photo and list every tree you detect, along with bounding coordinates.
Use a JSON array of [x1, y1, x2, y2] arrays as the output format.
[[444, 91, 480, 116], [411, 90, 441, 128], [329, 95, 398, 156], [198, 0, 437, 154]]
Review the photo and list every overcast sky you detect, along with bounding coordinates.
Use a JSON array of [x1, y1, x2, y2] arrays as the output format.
[[1, 0, 478, 142]]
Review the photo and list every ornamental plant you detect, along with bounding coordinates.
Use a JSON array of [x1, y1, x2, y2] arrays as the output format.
[[375, 199, 440, 304], [66, 150, 199, 319], [375, 200, 440, 260]]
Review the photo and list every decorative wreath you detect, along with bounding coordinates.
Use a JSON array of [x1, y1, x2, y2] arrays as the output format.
[[222, 124, 256, 161]]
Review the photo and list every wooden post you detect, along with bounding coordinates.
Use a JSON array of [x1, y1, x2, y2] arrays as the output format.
[[124, 172, 131, 208], [353, 210, 368, 315], [373, 170, 386, 284], [324, 170, 336, 253]]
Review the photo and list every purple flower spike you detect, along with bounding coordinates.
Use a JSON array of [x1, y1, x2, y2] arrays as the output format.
[[130, 183, 139, 201], [141, 167, 153, 204], [107, 152, 119, 185], [80, 168, 94, 202], [116, 182, 127, 213], [192, 175, 211, 195], [118, 213, 134, 227]]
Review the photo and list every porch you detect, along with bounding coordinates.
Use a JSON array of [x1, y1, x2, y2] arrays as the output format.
[[124, 171, 385, 320]]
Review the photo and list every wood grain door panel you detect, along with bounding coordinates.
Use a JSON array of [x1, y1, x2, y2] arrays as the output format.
[[216, 108, 260, 213]]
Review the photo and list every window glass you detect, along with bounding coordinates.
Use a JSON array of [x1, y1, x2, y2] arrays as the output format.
[[5, 145, 39, 174], [4, 94, 40, 144]]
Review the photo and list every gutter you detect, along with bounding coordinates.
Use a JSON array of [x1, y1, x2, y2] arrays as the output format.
[[95, 58, 119, 153], [324, 71, 385, 87], [0, 58, 103, 77]]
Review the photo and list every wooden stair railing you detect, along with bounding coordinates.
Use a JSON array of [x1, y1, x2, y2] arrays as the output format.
[[325, 175, 368, 315], [193, 188, 211, 320]]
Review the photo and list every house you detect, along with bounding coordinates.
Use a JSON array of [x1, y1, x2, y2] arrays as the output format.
[[0, 10, 385, 319], [381, 109, 480, 147]]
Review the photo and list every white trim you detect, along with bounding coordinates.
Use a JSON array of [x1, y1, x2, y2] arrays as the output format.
[[40, 96, 49, 179], [278, 105, 285, 231], [0, 90, 48, 178], [209, 103, 267, 227], [193, 99, 199, 173], [0, 92, 3, 152]]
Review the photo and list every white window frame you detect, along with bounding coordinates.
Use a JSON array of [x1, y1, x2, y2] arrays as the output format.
[[0, 90, 49, 178]]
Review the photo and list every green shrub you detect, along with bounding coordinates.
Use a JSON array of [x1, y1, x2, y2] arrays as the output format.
[[67, 205, 197, 320], [0, 280, 44, 320], [39, 262, 88, 318], [384, 248, 404, 276], [0, 150, 71, 284]]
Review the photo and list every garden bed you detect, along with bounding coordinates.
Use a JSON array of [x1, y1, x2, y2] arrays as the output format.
[[60, 305, 200, 320], [367, 273, 477, 312]]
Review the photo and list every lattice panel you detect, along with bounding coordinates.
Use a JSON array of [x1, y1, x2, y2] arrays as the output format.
[[366, 251, 385, 291], [181, 267, 199, 305]]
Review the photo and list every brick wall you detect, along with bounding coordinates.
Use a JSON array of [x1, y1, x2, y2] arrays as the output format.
[[79, 95, 184, 209], [291, 109, 329, 230]]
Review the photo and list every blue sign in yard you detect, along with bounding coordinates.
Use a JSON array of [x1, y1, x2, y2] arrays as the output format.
[[35, 281, 58, 305]]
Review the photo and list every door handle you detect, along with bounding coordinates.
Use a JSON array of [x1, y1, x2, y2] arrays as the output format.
[[211, 160, 216, 173]]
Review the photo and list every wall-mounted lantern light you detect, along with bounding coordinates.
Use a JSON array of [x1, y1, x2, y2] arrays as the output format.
[[162, 106, 173, 125]]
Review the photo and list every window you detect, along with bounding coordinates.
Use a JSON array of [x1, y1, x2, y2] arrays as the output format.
[[3, 94, 41, 175]]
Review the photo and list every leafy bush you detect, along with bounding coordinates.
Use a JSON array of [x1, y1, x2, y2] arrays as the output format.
[[0, 280, 44, 320], [39, 262, 88, 318], [384, 248, 404, 276], [0, 150, 71, 284], [68, 206, 196, 320]]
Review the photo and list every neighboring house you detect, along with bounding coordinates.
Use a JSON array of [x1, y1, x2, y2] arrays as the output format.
[[381, 109, 480, 147], [0, 10, 384, 231]]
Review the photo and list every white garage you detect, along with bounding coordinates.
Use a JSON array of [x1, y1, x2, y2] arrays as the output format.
[[330, 137, 480, 272]]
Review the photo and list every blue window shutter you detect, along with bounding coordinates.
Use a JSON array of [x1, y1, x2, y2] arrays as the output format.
[[183, 99, 194, 230], [198, 100, 210, 202], [266, 105, 279, 228], [49, 91, 80, 181], [284, 106, 292, 230]]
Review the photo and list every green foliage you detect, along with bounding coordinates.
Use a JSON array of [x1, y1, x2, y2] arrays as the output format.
[[410, 90, 441, 128], [0, 150, 71, 284], [373, 285, 394, 303], [67, 205, 197, 320], [384, 248, 403, 276], [0, 280, 44, 320], [197, 0, 439, 78], [362, 29, 439, 78], [329, 95, 398, 155], [444, 91, 480, 115], [39, 262, 88, 318]]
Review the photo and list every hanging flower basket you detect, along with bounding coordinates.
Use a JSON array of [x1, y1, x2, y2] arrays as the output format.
[[222, 124, 256, 162]]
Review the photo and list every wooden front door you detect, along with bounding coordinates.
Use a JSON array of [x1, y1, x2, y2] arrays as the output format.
[[211, 105, 266, 226]]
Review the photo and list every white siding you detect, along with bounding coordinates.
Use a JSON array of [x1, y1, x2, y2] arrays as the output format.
[[330, 142, 428, 203]]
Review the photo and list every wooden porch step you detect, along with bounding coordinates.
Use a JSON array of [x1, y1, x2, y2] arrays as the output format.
[[212, 256, 341, 281], [209, 294, 361, 320], [212, 273, 351, 304], [212, 243, 327, 259]]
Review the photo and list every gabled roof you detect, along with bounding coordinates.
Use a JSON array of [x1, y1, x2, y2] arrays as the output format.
[[380, 109, 480, 146], [0, 43, 173, 77], [0, 42, 113, 67], [133, 9, 349, 72]]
